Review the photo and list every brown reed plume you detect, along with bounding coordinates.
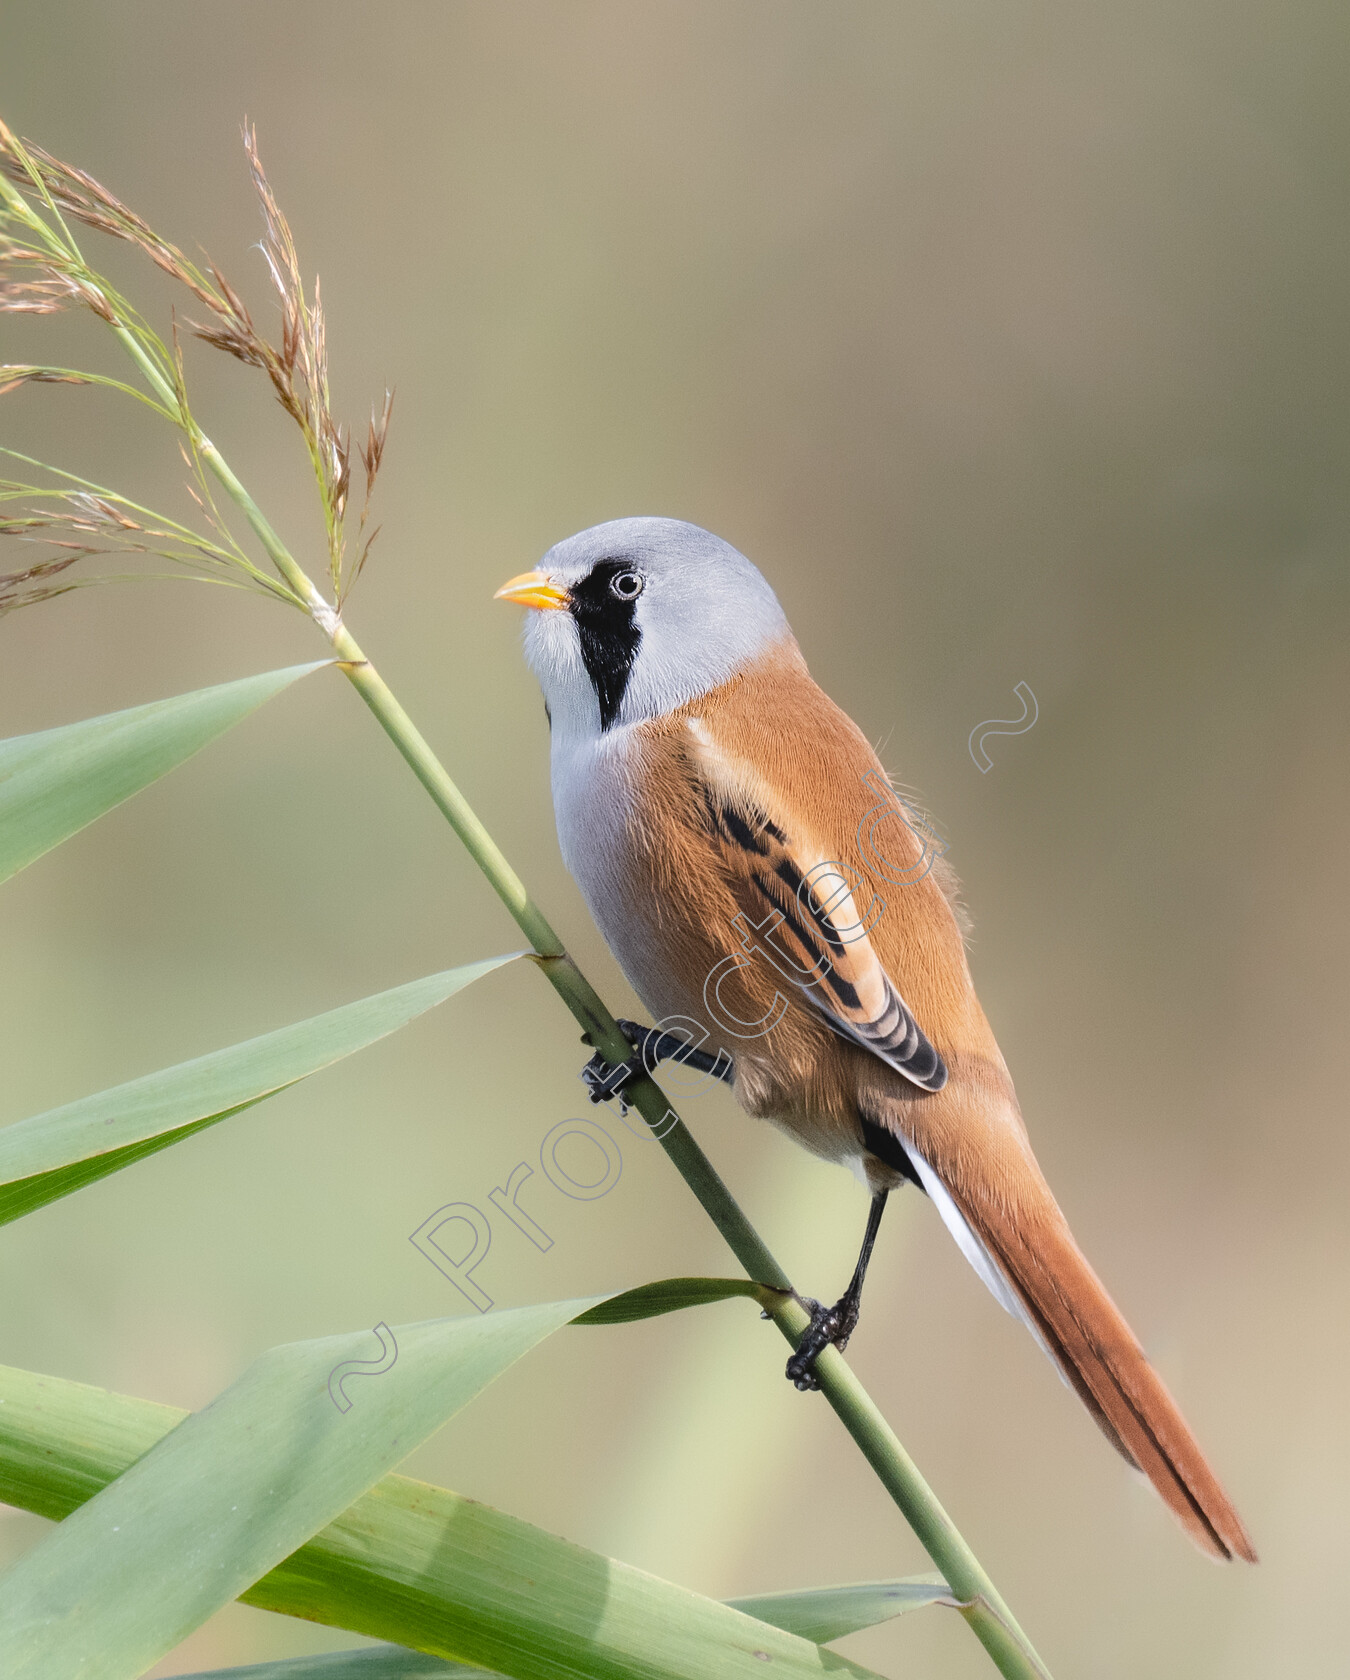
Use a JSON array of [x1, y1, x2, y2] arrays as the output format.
[[0, 118, 390, 613], [0, 115, 1058, 1680]]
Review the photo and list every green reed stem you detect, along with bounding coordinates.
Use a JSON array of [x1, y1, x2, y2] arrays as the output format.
[[0, 159, 1050, 1669], [190, 452, 1051, 1678], [309, 619, 1052, 1679]]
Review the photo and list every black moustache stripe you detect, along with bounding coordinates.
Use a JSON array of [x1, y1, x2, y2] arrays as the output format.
[[569, 560, 642, 731]]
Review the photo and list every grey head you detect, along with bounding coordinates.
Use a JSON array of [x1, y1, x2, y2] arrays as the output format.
[[497, 517, 791, 740]]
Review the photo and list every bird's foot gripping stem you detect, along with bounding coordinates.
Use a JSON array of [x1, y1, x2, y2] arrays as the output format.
[[580, 1041, 642, 1112], [580, 1019, 733, 1114], [784, 1292, 862, 1391], [784, 1187, 888, 1391]]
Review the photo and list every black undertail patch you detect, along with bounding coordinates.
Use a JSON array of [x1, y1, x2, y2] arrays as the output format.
[[859, 1116, 924, 1190]]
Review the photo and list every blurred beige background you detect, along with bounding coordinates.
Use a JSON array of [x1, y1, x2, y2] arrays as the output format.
[[1, 3, 1347, 1676]]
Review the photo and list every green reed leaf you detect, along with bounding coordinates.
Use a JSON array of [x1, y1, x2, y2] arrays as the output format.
[[0, 662, 328, 884], [0, 956, 519, 1227], [169, 1649, 488, 1680], [0, 1283, 883, 1680], [726, 1578, 952, 1643]]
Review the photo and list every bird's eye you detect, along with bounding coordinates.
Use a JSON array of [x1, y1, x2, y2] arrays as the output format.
[[609, 571, 644, 601]]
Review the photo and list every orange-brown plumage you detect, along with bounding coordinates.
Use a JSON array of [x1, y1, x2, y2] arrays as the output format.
[[503, 516, 1255, 1562], [601, 636, 1255, 1563]]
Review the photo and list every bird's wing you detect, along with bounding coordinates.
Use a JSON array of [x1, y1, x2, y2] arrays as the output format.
[[689, 734, 947, 1092]]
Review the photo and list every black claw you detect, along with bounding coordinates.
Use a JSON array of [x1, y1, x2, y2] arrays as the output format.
[[579, 1019, 650, 1112], [580, 1019, 735, 1114], [784, 1294, 862, 1390], [580, 1048, 642, 1112], [784, 1187, 889, 1392]]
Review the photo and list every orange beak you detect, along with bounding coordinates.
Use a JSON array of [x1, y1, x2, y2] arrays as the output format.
[[493, 570, 572, 611]]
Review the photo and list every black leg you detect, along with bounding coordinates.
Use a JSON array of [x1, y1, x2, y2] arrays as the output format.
[[785, 1188, 889, 1391], [580, 1020, 734, 1111]]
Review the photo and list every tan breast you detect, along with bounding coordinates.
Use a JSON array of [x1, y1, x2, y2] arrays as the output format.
[[562, 635, 1015, 1166]]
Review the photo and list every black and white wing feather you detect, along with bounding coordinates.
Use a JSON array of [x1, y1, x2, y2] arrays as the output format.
[[695, 765, 947, 1092]]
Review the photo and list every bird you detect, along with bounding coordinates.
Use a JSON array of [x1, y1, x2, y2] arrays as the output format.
[[495, 515, 1256, 1563]]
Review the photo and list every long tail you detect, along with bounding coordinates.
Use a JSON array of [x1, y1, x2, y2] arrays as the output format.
[[905, 1133, 1257, 1562]]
